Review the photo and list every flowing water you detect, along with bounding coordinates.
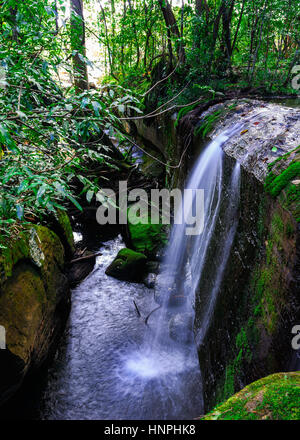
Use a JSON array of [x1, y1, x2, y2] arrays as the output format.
[[40, 237, 202, 420], [37, 125, 243, 420]]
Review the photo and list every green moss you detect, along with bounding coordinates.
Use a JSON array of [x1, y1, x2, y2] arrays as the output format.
[[223, 363, 235, 401], [0, 224, 65, 304], [105, 247, 147, 281], [250, 206, 294, 335], [128, 207, 168, 257], [174, 103, 199, 128], [193, 103, 237, 139], [0, 232, 30, 283], [203, 373, 300, 420], [264, 147, 300, 222], [216, 317, 258, 405], [117, 248, 147, 262], [54, 209, 75, 254], [194, 109, 223, 138], [285, 184, 300, 222], [265, 162, 300, 197], [267, 145, 300, 171]]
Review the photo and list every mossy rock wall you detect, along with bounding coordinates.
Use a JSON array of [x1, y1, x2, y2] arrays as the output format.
[[202, 372, 300, 420], [0, 225, 70, 405], [133, 112, 194, 190], [196, 157, 299, 412]]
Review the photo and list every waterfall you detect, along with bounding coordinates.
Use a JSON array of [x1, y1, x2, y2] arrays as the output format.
[[195, 161, 241, 346], [155, 124, 242, 344], [122, 123, 243, 419]]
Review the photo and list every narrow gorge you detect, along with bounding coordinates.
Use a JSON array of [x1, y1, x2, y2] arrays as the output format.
[[1, 98, 299, 420], [0, 0, 299, 423]]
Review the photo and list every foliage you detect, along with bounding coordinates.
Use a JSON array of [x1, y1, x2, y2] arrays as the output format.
[[0, 0, 140, 241], [0, 0, 299, 242], [91, 0, 299, 98]]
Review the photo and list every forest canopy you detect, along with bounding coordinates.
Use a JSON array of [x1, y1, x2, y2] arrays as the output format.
[[0, 0, 299, 243]]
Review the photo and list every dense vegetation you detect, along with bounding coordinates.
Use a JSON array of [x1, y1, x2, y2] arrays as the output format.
[[0, 0, 299, 243]]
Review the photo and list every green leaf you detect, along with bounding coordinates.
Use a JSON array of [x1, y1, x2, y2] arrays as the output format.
[[67, 194, 82, 211]]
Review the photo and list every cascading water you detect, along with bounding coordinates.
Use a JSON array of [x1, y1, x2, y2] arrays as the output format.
[[195, 161, 240, 346], [34, 123, 243, 420], [123, 124, 243, 418]]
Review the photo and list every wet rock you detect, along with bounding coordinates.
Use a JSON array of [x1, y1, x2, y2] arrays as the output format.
[[169, 313, 194, 344], [209, 100, 300, 182], [67, 251, 96, 287], [143, 273, 157, 289], [123, 203, 168, 258], [0, 225, 70, 405], [146, 260, 160, 274], [105, 248, 147, 282]]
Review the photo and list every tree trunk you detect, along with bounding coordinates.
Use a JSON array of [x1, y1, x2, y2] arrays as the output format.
[[98, 0, 116, 78], [157, 0, 186, 64], [195, 0, 209, 19], [221, 0, 234, 72], [249, 0, 268, 84], [208, 1, 225, 73], [127, 0, 140, 67], [70, 0, 89, 92]]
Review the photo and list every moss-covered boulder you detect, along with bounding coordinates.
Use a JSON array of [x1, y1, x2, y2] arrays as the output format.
[[105, 248, 147, 282], [125, 205, 168, 258], [202, 372, 300, 420], [0, 224, 70, 405]]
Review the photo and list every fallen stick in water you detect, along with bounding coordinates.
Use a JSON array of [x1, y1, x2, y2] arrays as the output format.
[[69, 253, 102, 264], [145, 305, 161, 325], [133, 300, 141, 317]]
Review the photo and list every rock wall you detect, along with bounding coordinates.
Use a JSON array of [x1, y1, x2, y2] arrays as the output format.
[[0, 219, 73, 405], [202, 372, 300, 420], [194, 101, 299, 411], [197, 162, 299, 411]]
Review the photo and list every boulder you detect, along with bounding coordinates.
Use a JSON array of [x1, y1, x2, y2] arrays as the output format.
[[209, 100, 300, 182], [105, 248, 147, 282], [143, 273, 157, 289], [146, 260, 160, 274], [124, 204, 168, 258], [44, 209, 75, 258], [0, 225, 70, 405], [67, 251, 96, 287]]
